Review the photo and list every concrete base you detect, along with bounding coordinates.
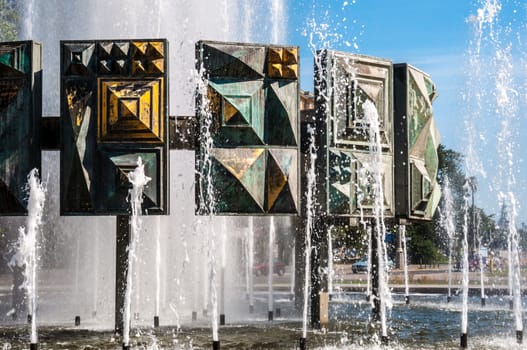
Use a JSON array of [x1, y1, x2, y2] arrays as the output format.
[[320, 292, 329, 327]]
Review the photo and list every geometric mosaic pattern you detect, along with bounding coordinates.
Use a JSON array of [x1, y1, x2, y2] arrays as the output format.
[[0, 41, 42, 215], [394, 64, 441, 221], [97, 78, 164, 143], [328, 149, 393, 217], [61, 39, 168, 215], [316, 50, 394, 219], [196, 41, 299, 215]]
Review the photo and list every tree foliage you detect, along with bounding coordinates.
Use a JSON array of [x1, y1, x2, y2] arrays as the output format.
[[0, 0, 18, 41]]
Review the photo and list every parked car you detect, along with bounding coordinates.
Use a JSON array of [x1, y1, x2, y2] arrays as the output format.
[[253, 260, 286, 276], [352, 256, 394, 274], [352, 256, 369, 273]]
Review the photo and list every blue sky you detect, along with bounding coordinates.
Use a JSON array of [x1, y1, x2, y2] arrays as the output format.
[[285, 0, 527, 223]]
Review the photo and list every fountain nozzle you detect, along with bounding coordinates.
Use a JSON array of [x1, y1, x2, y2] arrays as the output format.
[[517, 330, 523, 344], [381, 335, 389, 345], [460, 333, 468, 348], [30, 343, 38, 350], [299, 337, 306, 350]]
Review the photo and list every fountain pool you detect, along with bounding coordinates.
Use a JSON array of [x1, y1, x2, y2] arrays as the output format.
[[1, 293, 526, 349]]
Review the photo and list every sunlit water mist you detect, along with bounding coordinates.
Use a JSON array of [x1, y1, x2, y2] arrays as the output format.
[[400, 225, 409, 300], [195, 62, 219, 342], [466, 0, 524, 338], [268, 217, 275, 317], [440, 176, 456, 300], [10, 169, 46, 345], [154, 216, 161, 319], [302, 125, 317, 341], [123, 157, 151, 347], [461, 182, 470, 336], [363, 100, 392, 339]]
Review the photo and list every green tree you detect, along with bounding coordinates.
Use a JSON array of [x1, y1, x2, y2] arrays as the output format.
[[0, 0, 18, 41], [407, 145, 466, 264]]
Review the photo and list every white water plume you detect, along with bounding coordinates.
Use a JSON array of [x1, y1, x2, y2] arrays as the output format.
[[302, 125, 317, 340], [19, 0, 287, 116], [270, 0, 284, 44], [248, 217, 255, 310], [155, 216, 161, 318], [363, 100, 392, 338], [123, 157, 151, 347], [440, 176, 456, 298], [461, 182, 471, 335], [268, 216, 275, 316], [196, 64, 219, 342], [400, 225, 409, 299], [11, 169, 46, 345], [486, 0, 523, 335]]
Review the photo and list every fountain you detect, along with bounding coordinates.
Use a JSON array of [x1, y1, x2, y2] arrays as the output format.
[[122, 157, 151, 349], [11, 169, 46, 350], [440, 177, 456, 303], [1, 0, 527, 349]]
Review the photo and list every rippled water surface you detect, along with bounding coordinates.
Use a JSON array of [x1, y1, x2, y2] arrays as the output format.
[[2, 293, 525, 349]]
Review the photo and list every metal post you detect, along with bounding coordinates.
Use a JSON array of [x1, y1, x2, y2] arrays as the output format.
[[115, 215, 131, 335], [310, 220, 321, 329], [294, 217, 305, 313], [310, 217, 328, 329]]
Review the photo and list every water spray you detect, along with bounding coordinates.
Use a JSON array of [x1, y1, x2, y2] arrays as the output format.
[[122, 157, 151, 349], [13, 169, 46, 350]]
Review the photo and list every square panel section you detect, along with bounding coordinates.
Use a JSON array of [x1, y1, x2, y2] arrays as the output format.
[[315, 50, 394, 219], [0, 41, 41, 215], [98, 77, 164, 143], [196, 41, 299, 215], [61, 39, 168, 215], [394, 63, 441, 221]]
